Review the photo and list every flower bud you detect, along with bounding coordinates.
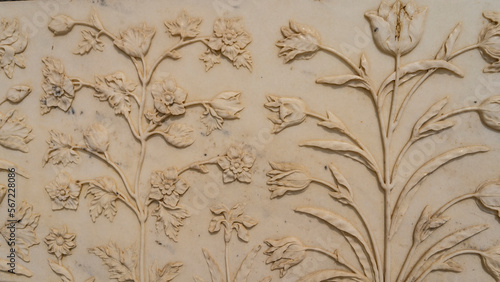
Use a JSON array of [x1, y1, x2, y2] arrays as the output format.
[[479, 96, 500, 131], [83, 123, 109, 153], [267, 162, 311, 198], [48, 15, 75, 36], [265, 96, 307, 133], [264, 236, 307, 278], [209, 91, 244, 119], [478, 12, 500, 73], [6, 85, 31, 103]]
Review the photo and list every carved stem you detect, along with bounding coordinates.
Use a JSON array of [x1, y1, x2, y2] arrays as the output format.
[[393, 44, 479, 127], [139, 218, 147, 282], [433, 107, 480, 122], [413, 249, 483, 282], [0, 98, 7, 106], [318, 45, 363, 76], [183, 100, 211, 108], [225, 239, 231, 282], [177, 157, 220, 175], [391, 137, 413, 183], [433, 193, 477, 217], [305, 247, 363, 275], [396, 241, 417, 282]]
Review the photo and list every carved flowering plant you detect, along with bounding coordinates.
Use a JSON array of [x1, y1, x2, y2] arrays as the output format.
[[266, 1, 500, 281], [42, 9, 253, 282]]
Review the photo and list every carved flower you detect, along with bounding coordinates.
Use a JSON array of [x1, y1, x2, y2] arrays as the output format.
[[149, 168, 189, 208], [151, 76, 187, 116], [40, 57, 75, 114], [0, 18, 28, 78], [478, 96, 500, 131], [265, 95, 307, 133], [208, 203, 258, 243], [475, 180, 500, 218], [218, 144, 255, 183], [6, 85, 31, 103], [267, 162, 312, 199], [276, 20, 321, 63], [45, 172, 82, 210], [264, 237, 307, 278], [481, 245, 500, 281], [0, 109, 34, 153], [114, 23, 155, 58], [207, 18, 252, 63], [365, 0, 427, 56], [44, 225, 76, 259], [48, 15, 75, 36], [165, 10, 202, 39], [478, 12, 500, 73], [83, 123, 110, 153]]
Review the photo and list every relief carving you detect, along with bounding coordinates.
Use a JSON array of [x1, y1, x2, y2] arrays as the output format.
[[41, 9, 253, 282], [265, 1, 500, 281]]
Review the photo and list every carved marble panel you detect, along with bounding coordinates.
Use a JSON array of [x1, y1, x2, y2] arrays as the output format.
[[0, 0, 500, 281]]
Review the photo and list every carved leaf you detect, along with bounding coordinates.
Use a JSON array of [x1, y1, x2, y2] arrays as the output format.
[[379, 60, 464, 97], [436, 23, 462, 60], [0, 159, 29, 177], [297, 269, 366, 282], [233, 51, 253, 71], [234, 245, 261, 282], [163, 123, 195, 148], [201, 248, 224, 282], [412, 97, 451, 140], [48, 259, 74, 282], [94, 72, 135, 116], [317, 111, 347, 133], [85, 177, 119, 222], [200, 49, 221, 71], [43, 130, 80, 166], [85, 277, 96, 282], [90, 8, 104, 30], [300, 140, 377, 172], [0, 259, 32, 277], [153, 205, 190, 242], [89, 242, 137, 282], [0, 109, 33, 152], [0, 201, 40, 262], [432, 259, 463, 273], [391, 146, 489, 237], [201, 106, 223, 135], [193, 276, 206, 282], [360, 53, 369, 76], [149, 261, 183, 282], [74, 30, 104, 55], [259, 277, 272, 282], [345, 235, 372, 278], [414, 206, 449, 243], [328, 164, 353, 202], [316, 75, 370, 91], [165, 10, 201, 39]]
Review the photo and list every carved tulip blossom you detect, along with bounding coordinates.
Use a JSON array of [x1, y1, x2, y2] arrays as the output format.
[[149, 168, 189, 208], [265, 95, 307, 133], [208, 203, 257, 243], [276, 20, 321, 63], [45, 172, 82, 210], [218, 144, 255, 183], [267, 162, 312, 199], [44, 225, 76, 259], [83, 123, 110, 153], [264, 237, 307, 278], [475, 180, 500, 218], [365, 0, 427, 56], [478, 12, 500, 73], [151, 76, 187, 117], [40, 57, 75, 114], [113, 23, 155, 58], [207, 18, 252, 63], [478, 96, 500, 131], [0, 18, 27, 78], [481, 246, 500, 280]]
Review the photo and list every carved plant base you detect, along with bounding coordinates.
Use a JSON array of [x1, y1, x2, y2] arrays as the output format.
[[1, 0, 500, 281]]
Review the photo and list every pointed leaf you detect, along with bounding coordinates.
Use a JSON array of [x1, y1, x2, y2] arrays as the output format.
[[88, 242, 137, 282], [234, 245, 261, 282], [0, 259, 32, 277], [316, 75, 370, 91], [317, 111, 347, 132], [436, 23, 462, 60], [0, 159, 28, 178], [391, 146, 489, 238], [201, 248, 224, 282], [48, 259, 74, 282], [298, 269, 366, 282]]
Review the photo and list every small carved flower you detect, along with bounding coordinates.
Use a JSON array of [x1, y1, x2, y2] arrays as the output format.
[[44, 225, 76, 259], [265, 95, 307, 133], [151, 76, 187, 116], [40, 57, 75, 114], [83, 123, 110, 153], [165, 10, 202, 39], [0, 18, 28, 78], [207, 18, 252, 62], [45, 172, 82, 210], [478, 96, 500, 131], [264, 237, 307, 278], [276, 20, 321, 63], [365, 0, 427, 56], [267, 162, 312, 199], [48, 15, 75, 36], [149, 168, 189, 208], [478, 12, 500, 73], [208, 203, 258, 243], [113, 23, 155, 58], [218, 144, 255, 183]]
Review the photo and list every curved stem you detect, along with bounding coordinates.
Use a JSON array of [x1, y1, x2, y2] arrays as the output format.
[[388, 53, 401, 137], [225, 240, 231, 282], [0, 98, 7, 106], [139, 218, 147, 282], [147, 37, 209, 83], [433, 107, 480, 122], [391, 137, 413, 183], [177, 157, 220, 175], [74, 21, 118, 41], [305, 247, 363, 276], [184, 100, 210, 108], [397, 241, 417, 282], [433, 193, 477, 217], [393, 44, 479, 127], [125, 114, 141, 140], [414, 249, 483, 282], [318, 45, 362, 76], [311, 178, 338, 192]]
